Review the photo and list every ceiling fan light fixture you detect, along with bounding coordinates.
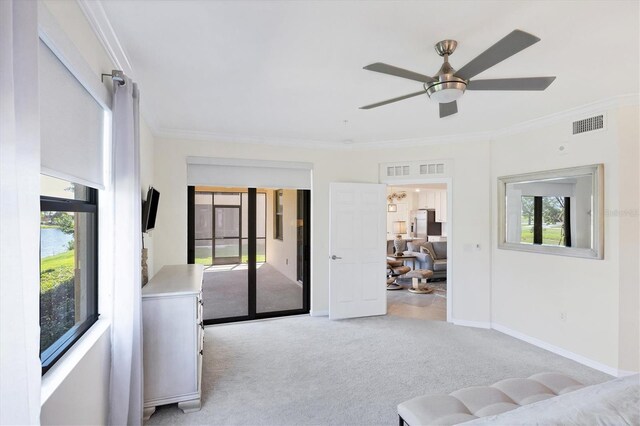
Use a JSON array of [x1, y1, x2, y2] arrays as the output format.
[[425, 80, 467, 103]]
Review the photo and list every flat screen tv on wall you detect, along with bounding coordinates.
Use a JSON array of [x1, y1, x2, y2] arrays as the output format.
[[142, 187, 160, 233]]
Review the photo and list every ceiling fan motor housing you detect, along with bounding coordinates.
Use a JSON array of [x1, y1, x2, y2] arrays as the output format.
[[424, 39, 467, 104]]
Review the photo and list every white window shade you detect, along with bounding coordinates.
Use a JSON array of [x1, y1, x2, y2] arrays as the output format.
[[187, 157, 312, 189], [39, 40, 105, 189]]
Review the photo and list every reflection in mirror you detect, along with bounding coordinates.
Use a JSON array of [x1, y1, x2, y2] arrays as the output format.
[[498, 164, 603, 259]]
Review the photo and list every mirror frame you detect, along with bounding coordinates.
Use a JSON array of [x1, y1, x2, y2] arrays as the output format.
[[497, 164, 604, 259]]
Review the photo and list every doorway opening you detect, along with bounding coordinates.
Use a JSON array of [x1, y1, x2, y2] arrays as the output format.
[[385, 182, 450, 322], [188, 186, 310, 324]]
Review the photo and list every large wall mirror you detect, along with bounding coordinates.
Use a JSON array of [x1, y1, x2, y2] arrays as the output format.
[[498, 164, 603, 259]]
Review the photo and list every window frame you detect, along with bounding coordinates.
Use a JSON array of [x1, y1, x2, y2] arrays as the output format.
[[40, 188, 99, 374], [274, 189, 284, 241]]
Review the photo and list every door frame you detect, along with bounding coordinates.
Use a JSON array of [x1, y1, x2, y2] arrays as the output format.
[[187, 186, 311, 325], [384, 177, 453, 323]]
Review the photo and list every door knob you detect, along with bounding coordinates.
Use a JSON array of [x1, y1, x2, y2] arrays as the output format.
[[331, 255, 342, 260]]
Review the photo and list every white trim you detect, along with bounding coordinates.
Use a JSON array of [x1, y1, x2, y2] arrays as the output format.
[[451, 319, 491, 329], [76, 0, 134, 78], [157, 128, 346, 150], [491, 322, 620, 377], [310, 310, 329, 317], [37, 2, 111, 110], [41, 319, 111, 405], [617, 369, 639, 377], [186, 156, 313, 170], [154, 94, 638, 150], [76, 0, 160, 131]]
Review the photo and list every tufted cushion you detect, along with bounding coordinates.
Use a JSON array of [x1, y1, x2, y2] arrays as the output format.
[[527, 372, 584, 395], [492, 378, 554, 405], [398, 395, 474, 426], [450, 386, 515, 414], [398, 373, 584, 426]]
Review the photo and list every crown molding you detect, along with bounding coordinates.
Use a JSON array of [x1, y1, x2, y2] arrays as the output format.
[[76, 0, 134, 76], [76, 0, 160, 130], [155, 94, 638, 151], [154, 127, 350, 150], [77, 5, 638, 150]]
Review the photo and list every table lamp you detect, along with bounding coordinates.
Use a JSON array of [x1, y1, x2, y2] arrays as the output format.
[[392, 221, 407, 255]]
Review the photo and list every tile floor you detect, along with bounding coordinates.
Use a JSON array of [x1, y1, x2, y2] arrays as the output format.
[[386, 279, 447, 321]]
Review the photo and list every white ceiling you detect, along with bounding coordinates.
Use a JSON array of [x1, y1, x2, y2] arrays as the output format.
[[99, 0, 639, 146]]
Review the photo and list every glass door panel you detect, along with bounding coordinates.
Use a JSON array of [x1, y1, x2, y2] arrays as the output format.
[[213, 206, 240, 264], [194, 193, 213, 265], [256, 189, 305, 314]]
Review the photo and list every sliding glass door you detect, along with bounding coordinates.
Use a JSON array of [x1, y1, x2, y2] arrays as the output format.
[[188, 186, 310, 324], [213, 206, 241, 264]]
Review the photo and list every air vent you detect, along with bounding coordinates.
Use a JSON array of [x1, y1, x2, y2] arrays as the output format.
[[419, 163, 445, 175], [386, 165, 410, 177], [572, 114, 604, 135]]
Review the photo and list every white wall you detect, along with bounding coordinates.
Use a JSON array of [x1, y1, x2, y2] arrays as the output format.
[[153, 136, 492, 322], [491, 104, 639, 373], [265, 189, 299, 283], [614, 106, 640, 372], [40, 324, 111, 425]]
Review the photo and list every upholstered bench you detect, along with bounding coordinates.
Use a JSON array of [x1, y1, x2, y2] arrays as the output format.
[[398, 372, 584, 426], [405, 269, 434, 294]]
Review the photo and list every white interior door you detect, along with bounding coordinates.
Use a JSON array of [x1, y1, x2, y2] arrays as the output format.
[[329, 183, 387, 319]]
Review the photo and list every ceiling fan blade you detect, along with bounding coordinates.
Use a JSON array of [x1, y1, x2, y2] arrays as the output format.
[[455, 30, 541, 80], [363, 62, 436, 83], [439, 101, 458, 118], [467, 77, 556, 90], [360, 90, 426, 109]]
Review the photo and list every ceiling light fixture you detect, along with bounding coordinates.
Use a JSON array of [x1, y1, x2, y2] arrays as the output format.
[[424, 40, 466, 104]]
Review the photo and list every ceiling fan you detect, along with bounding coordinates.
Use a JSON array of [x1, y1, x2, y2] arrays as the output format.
[[360, 30, 556, 118]]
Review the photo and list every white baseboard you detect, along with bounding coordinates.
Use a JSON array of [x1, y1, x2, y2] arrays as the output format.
[[451, 318, 491, 329], [617, 369, 639, 377], [310, 310, 328, 317], [491, 323, 623, 377]]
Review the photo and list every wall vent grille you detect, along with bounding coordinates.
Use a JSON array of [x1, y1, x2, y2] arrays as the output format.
[[572, 115, 604, 135], [386, 165, 411, 177], [419, 163, 445, 175]]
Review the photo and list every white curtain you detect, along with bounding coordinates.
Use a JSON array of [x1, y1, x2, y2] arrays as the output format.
[[108, 76, 143, 425], [0, 1, 42, 424]]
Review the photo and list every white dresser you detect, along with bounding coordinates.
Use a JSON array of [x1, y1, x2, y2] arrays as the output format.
[[142, 264, 204, 420]]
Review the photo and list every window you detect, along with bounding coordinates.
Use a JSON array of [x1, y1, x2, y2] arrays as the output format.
[[40, 175, 98, 373], [193, 189, 267, 265], [520, 195, 570, 247], [274, 190, 284, 240]]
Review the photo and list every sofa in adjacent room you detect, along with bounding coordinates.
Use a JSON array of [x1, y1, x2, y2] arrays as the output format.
[[406, 240, 447, 280]]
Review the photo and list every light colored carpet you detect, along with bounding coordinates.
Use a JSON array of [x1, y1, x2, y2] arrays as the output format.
[[203, 263, 303, 319], [145, 315, 612, 426]]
